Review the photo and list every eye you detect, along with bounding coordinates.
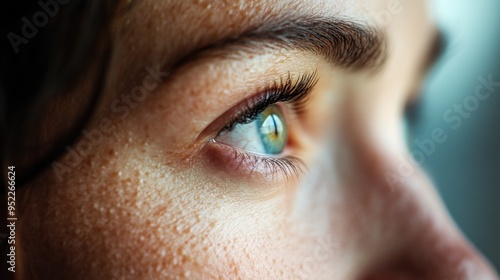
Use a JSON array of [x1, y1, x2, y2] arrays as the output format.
[[214, 104, 287, 155], [204, 71, 318, 180]]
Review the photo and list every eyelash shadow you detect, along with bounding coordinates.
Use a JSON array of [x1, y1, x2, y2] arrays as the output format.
[[215, 70, 318, 183]]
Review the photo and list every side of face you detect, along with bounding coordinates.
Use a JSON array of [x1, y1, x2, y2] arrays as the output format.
[[18, 0, 498, 279]]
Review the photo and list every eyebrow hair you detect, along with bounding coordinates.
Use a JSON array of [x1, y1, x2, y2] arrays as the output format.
[[422, 28, 447, 72], [181, 17, 388, 71]]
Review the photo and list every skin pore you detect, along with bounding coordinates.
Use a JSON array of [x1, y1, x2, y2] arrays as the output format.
[[16, 0, 498, 279]]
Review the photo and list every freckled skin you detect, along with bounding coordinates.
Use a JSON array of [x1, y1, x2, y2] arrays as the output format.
[[17, 0, 498, 279]]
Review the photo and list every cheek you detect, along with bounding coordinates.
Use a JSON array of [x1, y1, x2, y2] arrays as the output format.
[[19, 149, 322, 279], [19, 143, 200, 278], [21, 176, 208, 278]]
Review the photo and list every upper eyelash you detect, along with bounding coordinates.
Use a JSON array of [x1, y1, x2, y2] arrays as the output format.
[[219, 70, 319, 133]]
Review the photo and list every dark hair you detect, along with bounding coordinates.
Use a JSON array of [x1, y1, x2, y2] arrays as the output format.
[[0, 0, 123, 191]]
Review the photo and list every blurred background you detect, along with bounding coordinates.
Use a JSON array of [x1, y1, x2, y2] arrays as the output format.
[[413, 0, 500, 272]]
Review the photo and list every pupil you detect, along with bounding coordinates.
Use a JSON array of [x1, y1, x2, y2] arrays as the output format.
[[260, 114, 282, 138], [272, 115, 279, 136], [257, 105, 287, 155]]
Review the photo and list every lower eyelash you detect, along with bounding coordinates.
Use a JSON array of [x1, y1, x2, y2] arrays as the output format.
[[262, 156, 305, 183], [205, 140, 305, 183]]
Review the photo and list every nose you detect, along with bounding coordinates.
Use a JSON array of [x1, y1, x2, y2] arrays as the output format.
[[344, 125, 500, 280], [330, 86, 500, 280], [358, 180, 499, 279]]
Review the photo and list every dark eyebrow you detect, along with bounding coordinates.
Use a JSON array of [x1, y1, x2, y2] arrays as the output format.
[[179, 17, 388, 71], [422, 28, 447, 72]]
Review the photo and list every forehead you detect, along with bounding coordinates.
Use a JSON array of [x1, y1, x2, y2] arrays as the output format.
[[115, 0, 389, 68]]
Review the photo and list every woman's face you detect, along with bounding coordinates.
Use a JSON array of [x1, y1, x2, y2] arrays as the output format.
[[20, 0, 498, 279]]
